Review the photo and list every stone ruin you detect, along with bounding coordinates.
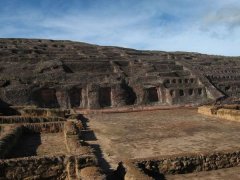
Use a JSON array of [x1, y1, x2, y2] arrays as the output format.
[[0, 109, 106, 179], [0, 38, 240, 179], [2, 38, 238, 110]]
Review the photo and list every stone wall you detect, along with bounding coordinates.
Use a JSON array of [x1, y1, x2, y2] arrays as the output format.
[[126, 150, 240, 179], [63, 120, 106, 179], [198, 105, 216, 116], [0, 155, 67, 179], [64, 120, 81, 152], [23, 122, 64, 133], [0, 154, 105, 180], [167, 87, 208, 105], [0, 118, 106, 180], [198, 105, 240, 122], [216, 109, 240, 122], [0, 116, 65, 124], [123, 161, 153, 180], [20, 108, 66, 117]]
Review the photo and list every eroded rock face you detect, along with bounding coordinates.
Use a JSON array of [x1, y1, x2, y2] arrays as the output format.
[[0, 38, 239, 109]]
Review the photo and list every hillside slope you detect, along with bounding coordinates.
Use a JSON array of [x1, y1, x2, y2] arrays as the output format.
[[0, 38, 239, 109]]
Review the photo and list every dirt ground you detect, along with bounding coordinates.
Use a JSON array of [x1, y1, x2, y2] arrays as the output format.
[[8, 133, 67, 158], [85, 108, 240, 172], [37, 133, 68, 155]]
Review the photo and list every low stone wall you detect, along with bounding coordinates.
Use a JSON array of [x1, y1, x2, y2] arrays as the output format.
[[198, 105, 240, 122], [123, 161, 153, 180], [0, 155, 67, 179], [0, 116, 65, 124], [64, 120, 93, 156], [64, 149, 105, 180], [78, 166, 106, 180], [129, 150, 240, 179], [74, 155, 106, 179], [0, 154, 106, 180], [216, 109, 240, 122], [20, 108, 67, 118], [0, 126, 23, 158], [23, 122, 64, 133], [0, 115, 106, 179], [198, 105, 216, 116], [63, 120, 106, 179]]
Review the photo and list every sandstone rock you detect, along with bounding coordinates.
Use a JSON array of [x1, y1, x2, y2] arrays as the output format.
[[1, 38, 239, 111]]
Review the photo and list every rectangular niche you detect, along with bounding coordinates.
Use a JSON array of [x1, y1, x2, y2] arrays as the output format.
[[69, 88, 82, 108], [99, 87, 111, 107], [40, 88, 58, 108], [146, 87, 159, 102]]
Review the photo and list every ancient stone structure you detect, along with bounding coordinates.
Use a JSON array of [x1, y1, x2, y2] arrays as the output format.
[[0, 109, 106, 179], [124, 150, 240, 179], [0, 38, 239, 110], [0, 38, 240, 179]]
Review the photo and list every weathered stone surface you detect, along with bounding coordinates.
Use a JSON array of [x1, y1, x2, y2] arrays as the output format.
[[130, 150, 240, 178], [0, 155, 67, 180], [0, 38, 239, 110]]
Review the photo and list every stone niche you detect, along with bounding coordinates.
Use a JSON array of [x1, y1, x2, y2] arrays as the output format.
[[87, 83, 133, 109], [122, 84, 137, 105], [111, 83, 133, 107], [69, 88, 82, 108], [146, 87, 159, 103], [99, 87, 112, 108], [143, 86, 161, 104], [33, 88, 59, 108], [166, 87, 208, 105]]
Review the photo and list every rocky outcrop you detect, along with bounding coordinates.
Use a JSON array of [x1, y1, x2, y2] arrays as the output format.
[[0, 38, 239, 110]]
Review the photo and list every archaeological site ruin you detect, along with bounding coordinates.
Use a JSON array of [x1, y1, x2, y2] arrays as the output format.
[[0, 38, 240, 179]]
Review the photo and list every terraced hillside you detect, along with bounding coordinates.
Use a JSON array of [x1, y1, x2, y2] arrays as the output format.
[[0, 38, 239, 110]]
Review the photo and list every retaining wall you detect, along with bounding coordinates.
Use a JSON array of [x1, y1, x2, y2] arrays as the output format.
[[127, 150, 240, 179], [0, 116, 65, 124], [198, 105, 240, 122], [0, 155, 67, 179]]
